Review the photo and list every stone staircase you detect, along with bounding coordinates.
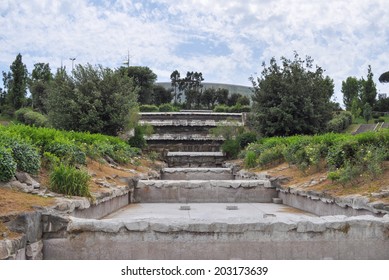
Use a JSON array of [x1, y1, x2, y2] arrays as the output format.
[[136, 110, 278, 205], [139, 111, 244, 166]]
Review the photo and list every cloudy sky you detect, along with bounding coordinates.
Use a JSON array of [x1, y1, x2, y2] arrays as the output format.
[[1, 0, 388, 105]]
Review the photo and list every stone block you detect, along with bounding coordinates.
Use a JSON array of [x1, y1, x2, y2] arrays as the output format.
[[26, 240, 43, 260]]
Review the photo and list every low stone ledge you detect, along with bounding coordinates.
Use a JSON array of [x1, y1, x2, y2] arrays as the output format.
[[277, 186, 389, 216]]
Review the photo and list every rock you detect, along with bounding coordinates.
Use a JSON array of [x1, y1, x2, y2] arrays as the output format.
[[10, 180, 34, 193], [26, 240, 43, 260], [272, 198, 283, 204], [0, 241, 10, 260]]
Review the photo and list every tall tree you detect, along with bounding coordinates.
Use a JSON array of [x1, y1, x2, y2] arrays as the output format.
[[170, 70, 181, 104], [359, 65, 377, 108], [341, 76, 359, 110], [119, 66, 157, 105], [151, 85, 172, 105], [4, 54, 28, 110], [29, 63, 52, 113], [250, 53, 334, 136]]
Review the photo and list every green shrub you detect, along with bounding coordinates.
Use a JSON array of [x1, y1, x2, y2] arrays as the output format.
[[50, 164, 91, 197], [42, 152, 60, 170], [15, 107, 33, 123], [327, 111, 353, 133], [244, 150, 257, 168], [237, 132, 257, 148], [23, 111, 48, 127], [222, 139, 240, 159], [159, 103, 175, 112], [0, 147, 17, 182], [46, 141, 86, 166], [228, 105, 251, 113], [139, 104, 159, 112], [213, 105, 228, 112], [11, 142, 41, 174], [128, 126, 147, 149], [258, 144, 285, 167]]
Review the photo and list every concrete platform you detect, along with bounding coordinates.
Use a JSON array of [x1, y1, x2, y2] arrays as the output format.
[[161, 167, 234, 180], [103, 203, 317, 222]]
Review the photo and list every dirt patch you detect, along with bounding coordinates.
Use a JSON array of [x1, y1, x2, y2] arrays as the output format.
[[0, 188, 54, 217]]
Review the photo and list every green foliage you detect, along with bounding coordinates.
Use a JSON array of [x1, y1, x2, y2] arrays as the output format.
[[128, 126, 147, 149], [139, 104, 159, 112], [379, 71, 389, 83], [5, 53, 28, 110], [244, 150, 257, 168], [237, 132, 257, 148], [50, 164, 91, 197], [258, 144, 285, 168], [42, 152, 60, 170], [11, 142, 41, 174], [158, 103, 175, 112], [213, 104, 251, 113], [29, 62, 52, 113], [47, 65, 138, 136], [363, 103, 372, 123], [327, 111, 353, 133], [46, 141, 86, 166], [250, 52, 334, 136], [15, 107, 33, 123], [341, 77, 360, 110], [0, 147, 17, 182], [222, 139, 240, 159], [213, 104, 229, 112]]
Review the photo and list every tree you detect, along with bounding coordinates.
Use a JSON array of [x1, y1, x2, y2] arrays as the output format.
[[216, 88, 229, 105], [3, 54, 28, 110], [359, 65, 377, 108], [47, 64, 138, 135], [250, 53, 334, 137], [170, 70, 181, 104], [350, 97, 361, 118], [341, 76, 359, 110], [227, 93, 241, 106], [151, 85, 172, 105], [379, 71, 389, 83], [237, 95, 251, 106], [363, 102, 372, 123], [119, 66, 157, 104], [200, 88, 217, 109], [29, 63, 52, 113]]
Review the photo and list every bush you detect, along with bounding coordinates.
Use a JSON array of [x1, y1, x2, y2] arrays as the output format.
[[158, 103, 175, 112], [139, 104, 159, 112], [222, 139, 240, 159], [23, 111, 49, 127], [213, 105, 228, 112], [50, 164, 91, 197], [46, 141, 86, 166], [42, 152, 60, 170], [237, 132, 257, 148], [258, 144, 285, 167], [15, 107, 33, 123], [128, 126, 147, 149], [0, 147, 17, 182], [11, 142, 41, 174], [244, 150, 257, 168], [327, 111, 353, 133]]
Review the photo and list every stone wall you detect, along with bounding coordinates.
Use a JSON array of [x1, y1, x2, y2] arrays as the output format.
[[134, 180, 277, 203], [43, 215, 389, 260]]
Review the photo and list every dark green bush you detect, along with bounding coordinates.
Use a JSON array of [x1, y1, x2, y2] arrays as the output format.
[[128, 126, 147, 149], [139, 104, 159, 112], [258, 144, 285, 167], [213, 105, 228, 112], [222, 139, 240, 159], [50, 164, 91, 197], [11, 142, 41, 174], [327, 111, 353, 133], [0, 147, 17, 182], [15, 107, 33, 123], [159, 103, 175, 112], [237, 132, 257, 148]]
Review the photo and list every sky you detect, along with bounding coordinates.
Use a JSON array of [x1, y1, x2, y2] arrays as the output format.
[[1, 0, 388, 105]]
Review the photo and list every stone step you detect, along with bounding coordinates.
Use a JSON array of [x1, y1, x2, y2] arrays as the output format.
[[134, 179, 277, 203], [139, 112, 243, 122], [139, 120, 243, 127], [166, 152, 225, 167], [161, 168, 234, 180], [145, 134, 224, 141]]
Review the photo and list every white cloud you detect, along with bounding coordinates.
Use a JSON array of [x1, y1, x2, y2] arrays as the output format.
[[0, 0, 388, 104]]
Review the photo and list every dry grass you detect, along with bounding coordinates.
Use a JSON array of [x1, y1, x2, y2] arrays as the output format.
[[255, 161, 389, 202], [0, 188, 54, 216]]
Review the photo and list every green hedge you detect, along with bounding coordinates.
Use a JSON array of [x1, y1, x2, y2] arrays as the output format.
[[0, 147, 17, 182]]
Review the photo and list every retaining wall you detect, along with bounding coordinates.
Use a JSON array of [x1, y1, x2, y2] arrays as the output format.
[[43, 215, 389, 260], [134, 180, 277, 203]]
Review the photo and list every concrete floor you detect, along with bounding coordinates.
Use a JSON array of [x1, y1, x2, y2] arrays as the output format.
[[102, 203, 317, 223]]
